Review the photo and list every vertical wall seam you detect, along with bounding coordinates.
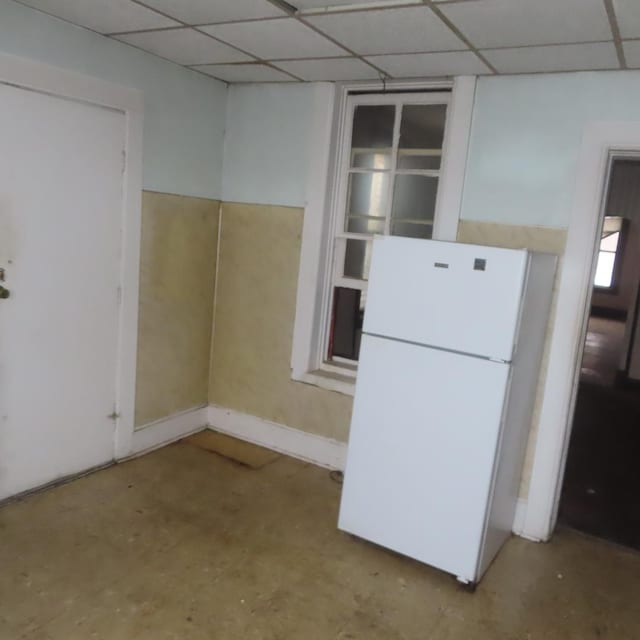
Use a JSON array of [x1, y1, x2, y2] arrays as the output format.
[[208, 201, 224, 405]]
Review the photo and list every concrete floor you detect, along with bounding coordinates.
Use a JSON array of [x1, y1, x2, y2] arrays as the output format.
[[1, 441, 640, 639]]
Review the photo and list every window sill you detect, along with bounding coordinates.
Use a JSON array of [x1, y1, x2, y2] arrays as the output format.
[[292, 368, 355, 397]]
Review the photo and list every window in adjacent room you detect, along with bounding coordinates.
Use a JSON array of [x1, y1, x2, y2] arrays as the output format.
[[594, 216, 626, 290]]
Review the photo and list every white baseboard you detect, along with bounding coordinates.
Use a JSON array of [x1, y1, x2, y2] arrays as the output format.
[[124, 406, 208, 459], [125, 404, 538, 544], [207, 405, 347, 470], [206, 405, 536, 540]]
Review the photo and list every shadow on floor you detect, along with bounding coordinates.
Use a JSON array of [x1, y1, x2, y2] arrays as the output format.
[[559, 380, 640, 551]]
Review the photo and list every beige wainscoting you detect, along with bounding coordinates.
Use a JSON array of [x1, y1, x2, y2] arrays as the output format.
[[208, 202, 353, 441], [457, 220, 568, 498], [134, 191, 219, 427]]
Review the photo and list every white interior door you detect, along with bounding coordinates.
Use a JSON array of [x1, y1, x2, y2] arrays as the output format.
[[338, 333, 510, 582], [0, 83, 126, 500]]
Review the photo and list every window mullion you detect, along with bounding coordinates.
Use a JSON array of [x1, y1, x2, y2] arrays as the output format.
[[385, 101, 403, 236]]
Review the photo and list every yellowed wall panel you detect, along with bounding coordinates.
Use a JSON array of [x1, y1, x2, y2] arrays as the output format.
[[135, 191, 219, 427], [209, 202, 353, 441], [458, 221, 568, 498]]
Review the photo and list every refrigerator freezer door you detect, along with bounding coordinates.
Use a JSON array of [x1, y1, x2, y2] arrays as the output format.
[[363, 237, 528, 361], [338, 334, 510, 583]]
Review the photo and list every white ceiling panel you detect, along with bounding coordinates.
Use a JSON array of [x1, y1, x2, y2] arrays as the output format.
[[17, 0, 178, 33], [139, 0, 286, 26], [294, 0, 417, 9], [196, 63, 295, 82], [201, 18, 346, 59], [115, 28, 252, 65], [367, 50, 491, 78], [276, 57, 381, 80], [484, 42, 619, 74], [623, 41, 640, 68], [613, 0, 640, 39], [305, 7, 465, 55], [439, 0, 612, 49]]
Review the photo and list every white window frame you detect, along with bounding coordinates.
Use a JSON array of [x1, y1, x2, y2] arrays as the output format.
[[291, 77, 477, 396], [325, 91, 451, 370]]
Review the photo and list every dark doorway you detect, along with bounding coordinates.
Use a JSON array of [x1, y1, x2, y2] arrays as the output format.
[[559, 159, 640, 550]]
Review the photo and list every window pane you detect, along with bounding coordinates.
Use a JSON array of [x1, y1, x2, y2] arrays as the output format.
[[391, 175, 438, 223], [352, 151, 392, 170], [398, 104, 446, 170], [346, 216, 385, 235], [346, 172, 390, 220], [600, 231, 620, 252], [344, 239, 372, 280], [594, 251, 615, 287], [350, 104, 395, 169], [391, 221, 432, 240], [329, 287, 363, 361], [397, 152, 441, 171], [351, 104, 395, 148]]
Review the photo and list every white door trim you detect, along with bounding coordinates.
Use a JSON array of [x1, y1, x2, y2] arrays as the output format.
[[0, 52, 143, 461], [522, 122, 640, 541]]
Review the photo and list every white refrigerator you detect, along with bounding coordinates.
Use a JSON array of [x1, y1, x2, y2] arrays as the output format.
[[338, 236, 556, 586]]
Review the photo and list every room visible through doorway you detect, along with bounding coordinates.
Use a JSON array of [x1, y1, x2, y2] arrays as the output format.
[[559, 159, 640, 550]]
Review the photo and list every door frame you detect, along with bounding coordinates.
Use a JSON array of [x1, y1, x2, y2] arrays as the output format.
[[0, 52, 143, 460], [522, 122, 640, 541]]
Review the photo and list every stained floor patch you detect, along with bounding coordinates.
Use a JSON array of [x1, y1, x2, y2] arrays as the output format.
[[184, 429, 281, 468]]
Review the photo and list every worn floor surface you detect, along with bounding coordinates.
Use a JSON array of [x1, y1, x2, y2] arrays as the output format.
[[1, 441, 639, 639], [560, 316, 640, 549]]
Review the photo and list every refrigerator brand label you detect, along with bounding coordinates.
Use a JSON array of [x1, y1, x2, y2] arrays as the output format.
[[474, 258, 487, 271]]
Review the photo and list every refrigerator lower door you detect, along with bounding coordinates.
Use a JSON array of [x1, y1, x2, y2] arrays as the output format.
[[338, 334, 510, 583]]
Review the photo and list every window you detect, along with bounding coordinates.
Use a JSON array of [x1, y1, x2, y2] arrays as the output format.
[[594, 216, 625, 289], [325, 92, 450, 369], [290, 78, 475, 395]]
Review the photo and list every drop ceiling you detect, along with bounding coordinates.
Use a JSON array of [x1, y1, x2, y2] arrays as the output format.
[[15, 0, 639, 83]]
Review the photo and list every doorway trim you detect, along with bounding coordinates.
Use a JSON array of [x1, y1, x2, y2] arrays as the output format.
[[0, 52, 143, 460], [523, 122, 640, 541]]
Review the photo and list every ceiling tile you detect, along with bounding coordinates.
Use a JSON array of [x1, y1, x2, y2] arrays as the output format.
[[195, 63, 295, 82], [201, 18, 345, 59], [17, 0, 178, 33], [367, 51, 491, 78], [622, 41, 640, 68], [294, 0, 417, 9], [276, 57, 381, 81], [115, 28, 252, 65], [138, 0, 286, 25], [484, 42, 619, 74], [439, 0, 612, 49], [305, 7, 465, 56], [613, 0, 640, 39]]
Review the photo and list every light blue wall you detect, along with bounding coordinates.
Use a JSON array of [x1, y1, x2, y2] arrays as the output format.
[[222, 83, 317, 208], [0, 1, 227, 199], [461, 71, 640, 228]]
